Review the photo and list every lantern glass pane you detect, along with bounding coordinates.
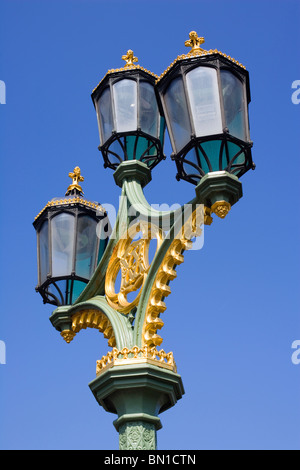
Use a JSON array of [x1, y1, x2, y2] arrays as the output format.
[[75, 215, 98, 279], [221, 70, 247, 141], [108, 139, 125, 165], [48, 280, 66, 305], [124, 135, 156, 161], [164, 76, 192, 152], [39, 220, 49, 284], [71, 280, 87, 303], [186, 66, 222, 138], [51, 213, 75, 277], [200, 140, 223, 171], [113, 79, 137, 132], [139, 81, 159, 137], [97, 87, 114, 144]]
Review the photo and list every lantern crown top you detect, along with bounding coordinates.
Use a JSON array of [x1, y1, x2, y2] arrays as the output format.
[[156, 30, 246, 84], [66, 166, 84, 196], [184, 31, 205, 53], [122, 49, 138, 68], [92, 52, 159, 98]]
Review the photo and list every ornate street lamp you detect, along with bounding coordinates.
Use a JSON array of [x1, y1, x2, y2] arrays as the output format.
[[33, 167, 109, 307], [91, 49, 166, 170], [34, 33, 254, 450], [156, 31, 254, 183], [156, 31, 255, 218]]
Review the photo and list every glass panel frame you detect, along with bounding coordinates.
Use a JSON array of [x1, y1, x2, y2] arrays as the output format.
[[186, 66, 223, 138], [38, 219, 49, 285], [113, 78, 138, 133], [51, 212, 76, 278], [97, 86, 114, 145], [139, 80, 159, 138], [220, 69, 248, 142], [163, 75, 192, 153], [75, 215, 98, 280]]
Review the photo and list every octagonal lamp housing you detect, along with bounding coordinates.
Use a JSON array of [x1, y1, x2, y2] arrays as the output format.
[[33, 168, 110, 306], [156, 32, 254, 185], [91, 50, 166, 171]]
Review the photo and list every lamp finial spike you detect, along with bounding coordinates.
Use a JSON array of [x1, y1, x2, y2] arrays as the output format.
[[66, 166, 84, 195], [184, 31, 205, 53], [121, 49, 138, 68]]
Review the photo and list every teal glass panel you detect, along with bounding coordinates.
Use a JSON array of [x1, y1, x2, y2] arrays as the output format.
[[75, 215, 98, 279], [200, 140, 222, 172], [51, 213, 75, 277], [125, 135, 156, 162], [159, 116, 166, 146], [39, 220, 49, 284], [98, 237, 108, 264], [71, 280, 87, 304], [227, 141, 246, 165], [164, 76, 192, 153], [221, 70, 247, 141], [139, 81, 159, 137], [186, 66, 222, 137], [97, 87, 114, 144]]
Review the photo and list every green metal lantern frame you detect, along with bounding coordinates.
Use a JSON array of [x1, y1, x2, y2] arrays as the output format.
[[156, 53, 254, 185], [92, 68, 166, 171], [33, 196, 109, 307]]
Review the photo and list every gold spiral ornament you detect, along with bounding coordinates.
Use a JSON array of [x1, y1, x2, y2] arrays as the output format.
[[105, 221, 164, 314]]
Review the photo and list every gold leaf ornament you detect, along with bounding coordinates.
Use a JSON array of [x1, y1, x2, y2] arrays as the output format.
[[105, 221, 164, 314]]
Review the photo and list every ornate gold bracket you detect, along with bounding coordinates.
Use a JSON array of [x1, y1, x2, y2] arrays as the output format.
[[60, 309, 116, 347], [105, 221, 164, 314]]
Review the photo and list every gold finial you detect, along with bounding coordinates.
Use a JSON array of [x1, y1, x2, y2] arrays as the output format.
[[66, 166, 84, 195], [184, 31, 205, 53], [121, 49, 138, 68]]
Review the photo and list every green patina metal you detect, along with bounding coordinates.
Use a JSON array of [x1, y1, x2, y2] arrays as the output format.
[[48, 160, 243, 449], [89, 362, 184, 450]]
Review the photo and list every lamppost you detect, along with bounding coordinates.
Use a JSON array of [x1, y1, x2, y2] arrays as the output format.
[[33, 31, 254, 450]]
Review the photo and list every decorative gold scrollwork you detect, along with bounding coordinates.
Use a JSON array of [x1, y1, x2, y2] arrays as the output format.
[[105, 221, 164, 314], [142, 207, 203, 348]]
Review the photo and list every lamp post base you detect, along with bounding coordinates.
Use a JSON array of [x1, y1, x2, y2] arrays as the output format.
[[89, 362, 184, 450]]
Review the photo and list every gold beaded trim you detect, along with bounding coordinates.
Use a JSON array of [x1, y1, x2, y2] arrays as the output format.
[[34, 197, 106, 221], [92, 64, 158, 94], [157, 48, 246, 83]]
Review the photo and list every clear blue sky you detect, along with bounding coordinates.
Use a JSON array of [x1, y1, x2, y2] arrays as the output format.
[[0, 0, 299, 450]]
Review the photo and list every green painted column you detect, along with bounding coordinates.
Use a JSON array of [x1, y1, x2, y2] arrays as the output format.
[[118, 420, 157, 450], [89, 362, 184, 450]]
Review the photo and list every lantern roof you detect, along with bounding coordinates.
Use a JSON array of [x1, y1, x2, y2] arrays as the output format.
[[156, 31, 246, 84], [34, 167, 106, 222], [91, 50, 159, 99]]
